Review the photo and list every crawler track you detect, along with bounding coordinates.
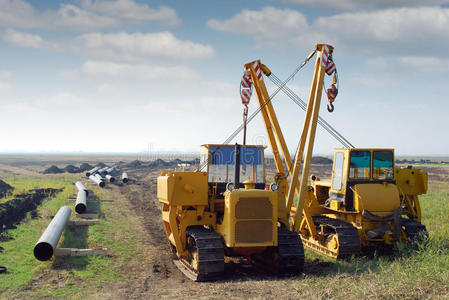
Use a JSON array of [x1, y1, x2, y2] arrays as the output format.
[[301, 216, 361, 259], [277, 227, 305, 273], [175, 227, 224, 282]]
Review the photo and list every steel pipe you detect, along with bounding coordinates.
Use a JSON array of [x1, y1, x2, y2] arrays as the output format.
[[75, 190, 87, 214], [105, 167, 115, 174], [105, 174, 115, 183], [122, 172, 128, 183], [75, 181, 88, 196], [34, 206, 71, 261], [86, 166, 99, 177], [97, 167, 109, 175], [89, 174, 105, 188]]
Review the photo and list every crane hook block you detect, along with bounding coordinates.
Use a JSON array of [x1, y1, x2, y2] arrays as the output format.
[[326, 83, 338, 112]]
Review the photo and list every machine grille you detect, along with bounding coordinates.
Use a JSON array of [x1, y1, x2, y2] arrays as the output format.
[[235, 220, 273, 243], [235, 197, 272, 219], [234, 197, 273, 244]]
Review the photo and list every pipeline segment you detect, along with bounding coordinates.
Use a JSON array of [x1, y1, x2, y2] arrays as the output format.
[[75, 190, 87, 214], [89, 174, 105, 188], [97, 167, 109, 175], [122, 172, 128, 183], [75, 181, 88, 196], [34, 206, 71, 261], [105, 174, 115, 183], [86, 166, 100, 177]]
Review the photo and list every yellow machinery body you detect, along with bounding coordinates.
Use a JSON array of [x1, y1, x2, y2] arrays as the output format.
[[157, 144, 303, 280], [306, 148, 428, 251], [241, 44, 429, 258]]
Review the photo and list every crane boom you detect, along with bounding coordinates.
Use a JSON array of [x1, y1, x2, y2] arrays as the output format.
[[245, 44, 334, 235]]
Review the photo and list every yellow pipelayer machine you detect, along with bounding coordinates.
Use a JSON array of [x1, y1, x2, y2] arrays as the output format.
[[157, 44, 428, 281]]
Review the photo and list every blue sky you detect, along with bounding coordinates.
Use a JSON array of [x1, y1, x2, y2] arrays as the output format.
[[0, 0, 448, 155]]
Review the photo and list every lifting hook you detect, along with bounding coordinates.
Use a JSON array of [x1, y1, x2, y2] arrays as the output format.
[[327, 103, 334, 112]]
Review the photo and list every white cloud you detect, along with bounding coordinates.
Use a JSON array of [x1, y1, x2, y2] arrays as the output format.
[[73, 31, 214, 61], [280, 0, 448, 11], [0, 0, 181, 30], [209, 6, 449, 56], [66, 60, 199, 81], [0, 81, 12, 92], [4, 30, 215, 61], [308, 7, 449, 53], [207, 6, 307, 41], [3, 29, 58, 49], [80, 0, 181, 26], [365, 56, 449, 73], [0, 70, 12, 80]]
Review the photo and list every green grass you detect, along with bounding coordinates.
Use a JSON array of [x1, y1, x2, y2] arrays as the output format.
[[291, 182, 449, 299], [0, 175, 72, 204], [0, 175, 143, 299]]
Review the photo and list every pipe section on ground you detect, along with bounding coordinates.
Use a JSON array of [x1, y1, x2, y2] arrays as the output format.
[[86, 166, 99, 177], [89, 174, 105, 188], [34, 206, 71, 261], [97, 167, 109, 175], [75, 181, 88, 196], [105, 167, 115, 174], [105, 174, 115, 183], [75, 190, 87, 214], [122, 172, 128, 183]]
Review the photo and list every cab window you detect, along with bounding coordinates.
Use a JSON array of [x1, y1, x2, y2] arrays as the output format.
[[207, 146, 264, 184], [349, 151, 371, 179], [332, 152, 344, 190], [373, 151, 394, 180]]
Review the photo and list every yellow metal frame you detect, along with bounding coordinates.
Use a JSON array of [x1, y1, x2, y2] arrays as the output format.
[[244, 44, 330, 236]]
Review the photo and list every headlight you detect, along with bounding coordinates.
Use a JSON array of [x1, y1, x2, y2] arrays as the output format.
[[270, 183, 278, 191], [226, 183, 235, 191]]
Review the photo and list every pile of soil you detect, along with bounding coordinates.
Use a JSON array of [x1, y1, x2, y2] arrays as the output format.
[[96, 162, 107, 168], [43, 165, 64, 174], [125, 160, 143, 168], [79, 163, 93, 171], [311, 156, 333, 164], [0, 188, 61, 233], [63, 165, 81, 173], [0, 180, 13, 198]]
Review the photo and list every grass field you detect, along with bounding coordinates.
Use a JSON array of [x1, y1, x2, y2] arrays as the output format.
[[0, 167, 448, 299], [0, 175, 144, 299]]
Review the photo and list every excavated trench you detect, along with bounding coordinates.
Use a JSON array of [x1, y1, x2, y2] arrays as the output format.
[[0, 188, 61, 239]]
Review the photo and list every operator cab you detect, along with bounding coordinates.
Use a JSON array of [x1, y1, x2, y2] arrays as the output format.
[[329, 148, 395, 210], [200, 144, 266, 197]]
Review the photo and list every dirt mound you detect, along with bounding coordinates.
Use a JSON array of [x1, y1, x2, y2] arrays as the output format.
[[0, 188, 61, 232], [0, 179, 13, 198], [125, 160, 143, 168], [150, 159, 170, 167], [63, 165, 81, 173], [96, 162, 107, 168], [311, 156, 333, 164], [79, 163, 93, 171], [43, 165, 64, 174]]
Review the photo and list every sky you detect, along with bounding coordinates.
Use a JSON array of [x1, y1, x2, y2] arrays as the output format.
[[0, 0, 448, 155]]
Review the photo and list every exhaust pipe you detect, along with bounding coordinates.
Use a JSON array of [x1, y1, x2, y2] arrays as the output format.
[[89, 174, 105, 188], [75, 181, 88, 196], [75, 190, 87, 214], [105, 174, 115, 183], [34, 206, 71, 261], [122, 172, 128, 183], [86, 166, 99, 177]]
